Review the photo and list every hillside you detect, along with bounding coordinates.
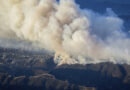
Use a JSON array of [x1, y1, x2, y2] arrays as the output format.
[[0, 48, 130, 90]]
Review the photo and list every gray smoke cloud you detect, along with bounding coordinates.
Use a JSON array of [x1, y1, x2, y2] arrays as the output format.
[[0, 0, 130, 65]]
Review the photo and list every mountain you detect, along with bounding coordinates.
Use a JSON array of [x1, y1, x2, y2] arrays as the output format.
[[0, 72, 93, 90], [0, 48, 95, 90], [0, 0, 130, 90], [0, 47, 130, 90]]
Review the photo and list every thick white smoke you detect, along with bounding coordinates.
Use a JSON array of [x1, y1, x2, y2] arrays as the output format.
[[0, 0, 130, 65]]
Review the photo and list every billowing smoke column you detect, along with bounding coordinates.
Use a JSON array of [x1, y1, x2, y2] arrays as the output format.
[[0, 0, 130, 65]]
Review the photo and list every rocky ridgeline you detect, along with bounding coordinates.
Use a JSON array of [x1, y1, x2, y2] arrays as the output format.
[[0, 48, 130, 90]]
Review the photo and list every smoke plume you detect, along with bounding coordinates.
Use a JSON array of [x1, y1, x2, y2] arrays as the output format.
[[0, 0, 130, 65]]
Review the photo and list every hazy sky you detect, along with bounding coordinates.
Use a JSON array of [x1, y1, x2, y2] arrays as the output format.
[[0, 0, 130, 65]]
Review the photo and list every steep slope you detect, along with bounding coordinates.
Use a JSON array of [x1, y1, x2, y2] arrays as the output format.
[[0, 48, 130, 90], [0, 72, 93, 90], [0, 48, 95, 90]]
